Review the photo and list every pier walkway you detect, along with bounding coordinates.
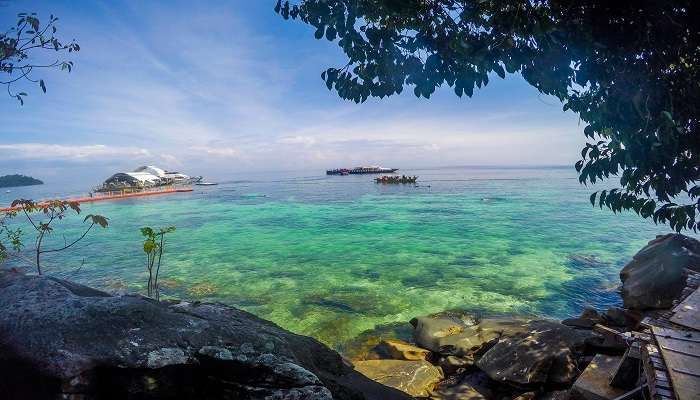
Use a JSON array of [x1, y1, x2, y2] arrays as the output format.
[[1, 187, 193, 212]]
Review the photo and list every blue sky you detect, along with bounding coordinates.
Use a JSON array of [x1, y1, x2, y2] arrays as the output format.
[[1, 0, 585, 183]]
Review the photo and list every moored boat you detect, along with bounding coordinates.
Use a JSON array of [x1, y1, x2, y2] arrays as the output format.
[[326, 166, 398, 175]]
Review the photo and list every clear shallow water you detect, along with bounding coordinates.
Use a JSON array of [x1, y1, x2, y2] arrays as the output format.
[[1, 167, 683, 352]]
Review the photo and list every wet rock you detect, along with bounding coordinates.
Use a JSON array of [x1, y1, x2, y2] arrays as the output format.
[[411, 312, 531, 357], [0, 270, 411, 400], [475, 320, 593, 386], [369, 339, 431, 361], [513, 392, 537, 400], [620, 233, 700, 309], [353, 359, 443, 398]]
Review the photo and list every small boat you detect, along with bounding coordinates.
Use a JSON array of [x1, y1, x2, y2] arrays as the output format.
[[5, 190, 10, 193], [195, 182, 218, 186]]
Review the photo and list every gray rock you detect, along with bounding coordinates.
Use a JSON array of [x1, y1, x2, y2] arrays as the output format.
[[353, 359, 444, 398], [411, 312, 531, 357], [0, 270, 412, 400], [475, 320, 593, 386], [620, 234, 700, 309]]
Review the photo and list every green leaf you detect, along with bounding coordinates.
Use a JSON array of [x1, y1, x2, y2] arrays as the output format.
[[494, 64, 505, 79]]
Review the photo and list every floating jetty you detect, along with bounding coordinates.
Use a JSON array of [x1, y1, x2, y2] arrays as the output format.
[[327, 166, 398, 175], [1, 187, 193, 212]]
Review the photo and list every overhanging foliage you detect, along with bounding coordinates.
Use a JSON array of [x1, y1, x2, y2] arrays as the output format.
[[277, 0, 700, 231]]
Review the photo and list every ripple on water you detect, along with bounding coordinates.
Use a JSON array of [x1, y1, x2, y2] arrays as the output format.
[[25, 167, 687, 352]]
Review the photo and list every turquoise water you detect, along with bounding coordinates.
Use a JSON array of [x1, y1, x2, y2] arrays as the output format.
[[1, 167, 681, 351]]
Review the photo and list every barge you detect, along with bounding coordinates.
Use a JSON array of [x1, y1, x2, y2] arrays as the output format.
[[326, 166, 398, 175], [96, 165, 202, 193]]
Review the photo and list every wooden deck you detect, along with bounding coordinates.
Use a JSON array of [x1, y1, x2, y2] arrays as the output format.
[[652, 326, 700, 400], [670, 289, 700, 331], [642, 270, 700, 400]]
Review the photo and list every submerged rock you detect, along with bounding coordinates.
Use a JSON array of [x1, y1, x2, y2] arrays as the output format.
[[0, 270, 411, 400], [353, 359, 444, 398], [620, 233, 700, 309], [475, 320, 593, 386], [186, 281, 218, 297]]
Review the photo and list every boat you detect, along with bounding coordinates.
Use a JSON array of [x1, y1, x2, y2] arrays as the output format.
[[375, 175, 418, 184], [326, 166, 399, 175], [195, 182, 218, 186]]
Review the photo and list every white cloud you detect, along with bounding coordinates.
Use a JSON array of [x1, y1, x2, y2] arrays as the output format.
[[192, 146, 240, 158], [277, 136, 317, 146], [0, 1, 585, 181], [0, 144, 151, 160]]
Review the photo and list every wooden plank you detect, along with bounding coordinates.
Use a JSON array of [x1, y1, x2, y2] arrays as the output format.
[[670, 288, 700, 331], [572, 354, 627, 400], [652, 326, 700, 400], [643, 342, 676, 400], [611, 384, 647, 400]]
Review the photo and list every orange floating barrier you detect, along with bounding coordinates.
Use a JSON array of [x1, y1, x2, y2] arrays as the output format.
[[1, 187, 193, 212]]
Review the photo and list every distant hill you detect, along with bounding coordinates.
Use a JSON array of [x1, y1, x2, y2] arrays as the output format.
[[0, 174, 44, 188]]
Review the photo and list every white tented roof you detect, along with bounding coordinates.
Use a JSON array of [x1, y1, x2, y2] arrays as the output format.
[[126, 172, 162, 183], [133, 165, 166, 177]]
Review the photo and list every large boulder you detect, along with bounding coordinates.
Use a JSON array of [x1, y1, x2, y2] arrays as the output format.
[[353, 359, 443, 398], [620, 234, 700, 309], [475, 320, 593, 386], [0, 270, 411, 400], [411, 312, 532, 357]]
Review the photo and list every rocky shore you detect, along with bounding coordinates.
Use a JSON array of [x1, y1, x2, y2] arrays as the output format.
[[1, 233, 698, 399], [345, 233, 700, 399]]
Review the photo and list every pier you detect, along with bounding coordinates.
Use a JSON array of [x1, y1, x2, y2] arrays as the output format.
[[1, 186, 193, 212]]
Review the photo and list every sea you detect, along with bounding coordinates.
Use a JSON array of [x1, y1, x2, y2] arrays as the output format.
[[0, 166, 683, 353]]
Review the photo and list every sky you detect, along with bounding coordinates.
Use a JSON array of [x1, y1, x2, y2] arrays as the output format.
[[1, 0, 585, 183]]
